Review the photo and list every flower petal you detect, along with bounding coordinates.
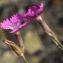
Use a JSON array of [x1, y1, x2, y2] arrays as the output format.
[[24, 3, 44, 18], [0, 19, 12, 29]]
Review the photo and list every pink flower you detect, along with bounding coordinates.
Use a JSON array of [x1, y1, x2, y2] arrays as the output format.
[[0, 3, 44, 33], [24, 3, 44, 18], [0, 13, 28, 33]]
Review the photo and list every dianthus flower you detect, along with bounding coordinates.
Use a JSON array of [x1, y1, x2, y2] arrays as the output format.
[[0, 3, 44, 33], [0, 13, 28, 33], [24, 3, 44, 18]]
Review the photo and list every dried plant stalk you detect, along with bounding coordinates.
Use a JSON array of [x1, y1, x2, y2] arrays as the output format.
[[3, 39, 24, 56], [3, 39, 28, 63]]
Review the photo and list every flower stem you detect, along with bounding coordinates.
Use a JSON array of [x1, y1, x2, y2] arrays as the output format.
[[37, 16, 63, 50], [15, 31, 29, 63], [15, 31, 24, 47], [21, 54, 29, 63]]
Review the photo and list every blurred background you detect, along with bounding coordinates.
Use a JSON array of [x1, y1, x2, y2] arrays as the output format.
[[0, 0, 63, 63]]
